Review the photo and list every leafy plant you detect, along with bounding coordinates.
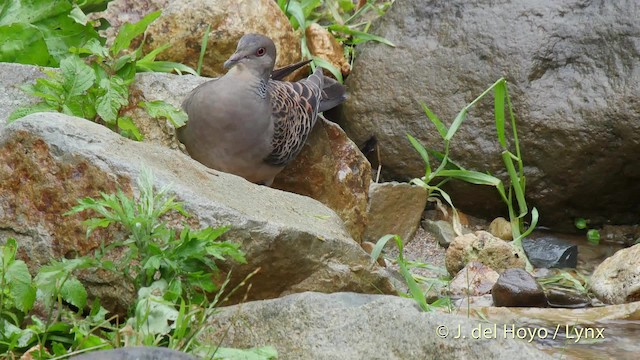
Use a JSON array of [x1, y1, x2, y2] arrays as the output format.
[[277, 0, 395, 82], [408, 78, 539, 270], [370, 235, 438, 311], [0, 170, 263, 359], [7, 10, 194, 140], [65, 168, 245, 301], [0, 0, 110, 66]]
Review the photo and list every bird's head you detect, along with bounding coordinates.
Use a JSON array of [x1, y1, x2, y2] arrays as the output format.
[[224, 33, 277, 77]]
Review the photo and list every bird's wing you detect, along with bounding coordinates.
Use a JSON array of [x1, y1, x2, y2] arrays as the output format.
[[263, 68, 324, 166], [271, 60, 312, 81]]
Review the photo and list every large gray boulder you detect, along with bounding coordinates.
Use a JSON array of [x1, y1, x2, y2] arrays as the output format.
[[0, 113, 395, 313], [340, 0, 640, 229], [201, 292, 553, 359]]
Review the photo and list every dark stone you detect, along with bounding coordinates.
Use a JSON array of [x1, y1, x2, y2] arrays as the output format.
[[339, 0, 640, 230], [522, 236, 578, 268], [492, 268, 548, 307], [545, 288, 590, 309], [70, 347, 198, 360]]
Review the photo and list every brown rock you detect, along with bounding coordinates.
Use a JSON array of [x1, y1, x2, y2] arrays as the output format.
[[305, 23, 351, 77], [272, 120, 371, 243], [492, 268, 548, 307], [364, 182, 427, 245], [1, 113, 396, 314], [590, 244, 640, 304], [143, 0, 301, 78], [445, 231, 526, 276], [448, 261, 499, 297], [489, 217, 513, 241]]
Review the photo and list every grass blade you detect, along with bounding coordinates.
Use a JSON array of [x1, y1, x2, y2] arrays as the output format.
[[197, 24, 211, 76], [494, 80, 507, 148], [436, 170, 502, 187], [502, 151, 527, 217], [445, 108, 467, 141], [419, 100, 447, 139], [407, 134, 431, 179]]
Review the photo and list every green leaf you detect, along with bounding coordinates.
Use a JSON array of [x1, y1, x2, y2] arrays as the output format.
[[327, 24, 395, 47], [575, 218, 588, 230], [35, 13, 102, 66], [136, 60, 198, 76], [0, 0, 71, 26], [70, 37, 109, 58], [284, 0, 306, 30], [0, 23, 49, 65], [6, 260, 37, 312], [8, 102, 57, 123], [96, 77, 129, 123], [445, 108, 467, 141], [407, 134, 431, 180], [436, 169, 502, 187], [111, 10, 161, 57], [419, 101, 447, 139], [68, 4, 88, 25], [587, 229, 600, 245], [494, 80, 507, 148], [117, 116, 143, 140], [501, 151, 527, 217], [60, 56, 96, 97], [60, 277, 88, 310], [139, 100, 188, 128], [311, 56, 343, 83]]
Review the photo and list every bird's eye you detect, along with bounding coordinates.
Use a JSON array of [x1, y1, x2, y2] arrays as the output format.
[[256, 47, 266, 57]]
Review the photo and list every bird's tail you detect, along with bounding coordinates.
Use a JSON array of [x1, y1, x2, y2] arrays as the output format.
[[318, 74, 347, 112]]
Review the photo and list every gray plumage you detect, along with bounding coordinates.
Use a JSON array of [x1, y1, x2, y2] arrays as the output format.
[[178, 33, 346, 186]]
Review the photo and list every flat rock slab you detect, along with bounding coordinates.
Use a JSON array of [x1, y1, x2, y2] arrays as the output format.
[[0, 113, 395, 313], [201, 292, 552, 360], [522, 236, 578, 269], [70, 347, 196, 360]]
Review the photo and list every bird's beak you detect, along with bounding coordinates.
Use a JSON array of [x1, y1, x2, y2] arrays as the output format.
[[223, 52, 244, 69]]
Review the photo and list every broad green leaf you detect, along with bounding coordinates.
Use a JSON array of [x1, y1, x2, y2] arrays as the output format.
[[96, 77, 128, 123], [70, 37, 109, 58], [68, 4, 88, 25], [0, 23, 49, 65], [60, 277, 88, 310], [6, 260, 37, 312], [494, 80, 507, 148], [111, 10, 161, 57], [117, 116, 143, 140], [60, 56, 95, 97], [419, 100, 447, 139], [0, 0, 71, 26], [36, 13, 102, 66], [139, 100, 188, 128]]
